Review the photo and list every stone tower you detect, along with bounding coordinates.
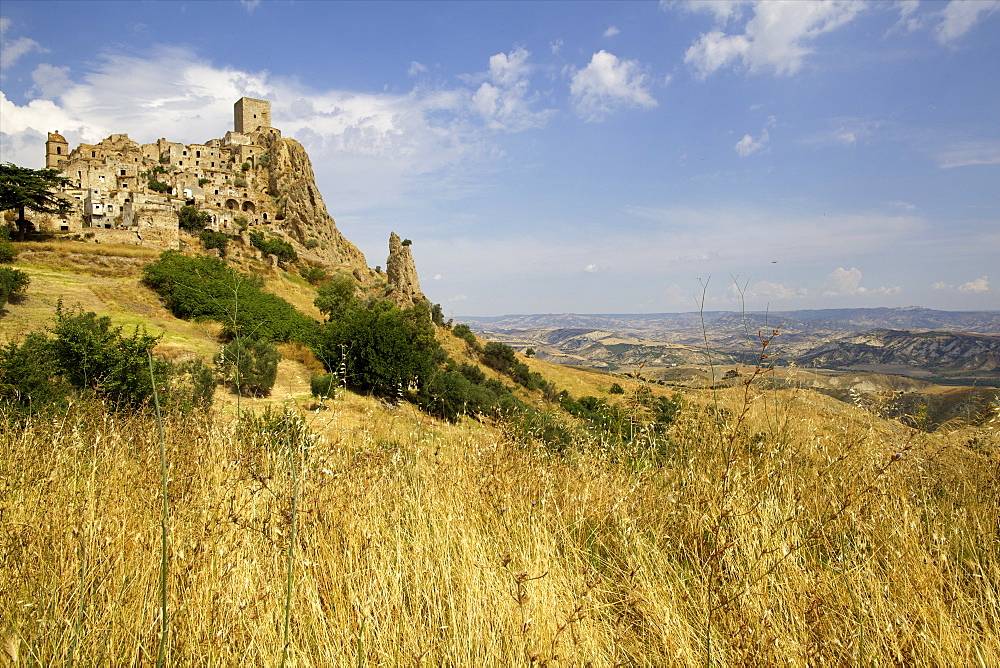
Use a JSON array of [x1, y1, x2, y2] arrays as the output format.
[[46, 131, 69, 169], [234, 97, 271, 134]]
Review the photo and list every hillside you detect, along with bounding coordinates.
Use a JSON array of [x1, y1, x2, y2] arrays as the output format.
[[3, 119, 999, 665], [2, 237, 1000, 664], [3, 349, 999, 664]]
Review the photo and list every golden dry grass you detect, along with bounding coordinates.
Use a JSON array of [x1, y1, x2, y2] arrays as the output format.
[[2, 382, 997, 665]]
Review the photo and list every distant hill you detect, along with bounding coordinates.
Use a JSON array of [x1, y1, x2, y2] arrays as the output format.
[[459, 308, 1000, 339], [458, 308, 1000, 386]]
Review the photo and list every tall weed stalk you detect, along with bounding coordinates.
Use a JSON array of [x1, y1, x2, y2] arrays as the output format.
[[149, 351, 169, 666]]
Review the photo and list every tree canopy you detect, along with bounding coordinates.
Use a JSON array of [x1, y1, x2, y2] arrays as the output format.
[[0, 162, 72, 241]]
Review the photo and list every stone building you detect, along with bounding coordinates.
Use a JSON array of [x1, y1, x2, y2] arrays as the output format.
[[38, 98, 281, 245]]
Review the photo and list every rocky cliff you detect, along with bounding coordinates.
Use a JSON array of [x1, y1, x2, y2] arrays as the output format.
[[252, 129, 369, 274]]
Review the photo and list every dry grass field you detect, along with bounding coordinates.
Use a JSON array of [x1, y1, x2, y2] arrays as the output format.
[[2, 241, 998, 665], [2, 379, 997, 666]]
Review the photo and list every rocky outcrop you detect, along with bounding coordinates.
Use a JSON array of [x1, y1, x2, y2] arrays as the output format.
[[253, 130, 368, 274], [385, 232, 425, 308]]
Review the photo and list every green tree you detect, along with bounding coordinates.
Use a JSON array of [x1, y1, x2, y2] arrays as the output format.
[[178, 205, 211, 232], [431, 303, 446, 327], [452, 323, 478, 347], [199, 229, 230, 256], [316, 300, 441, 398], [248, 230, 297, 263], [314, 274, 358, 320], [0, 162, 72, 241]]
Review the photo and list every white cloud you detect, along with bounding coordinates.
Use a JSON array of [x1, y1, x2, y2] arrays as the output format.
[[802, 116, 886, 149], [822, 267, 901, 297], [604, 25, 621, 38], [30, 63, 73, 99], [0, 18, 48, 70], [735, 115, 774, 157], [731, 280, 808, 302], [433, 274, 443, 280], [239, 0, 262, 15], [0, 45, 559, 213], [683, 1, 746, 24], [888, 200, 916, 211], [935, 0, 1000, 44], [892, 0, 926, 33], [470, 47, 555, 132], [735, 128, 768, 157], [823, 267, 866, 296], [569, 50, 658, 122], [449, 294, 469, 302], [958, 276, 990, 293], [937, 141, 1000, 168], [584, 264, 600, 273], [932, 277, 991, 293], [684, 1, 863, 78], [408, 61, 428, 77]]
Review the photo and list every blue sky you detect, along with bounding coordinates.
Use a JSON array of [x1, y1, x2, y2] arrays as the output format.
[[1, 1, 997, 316]]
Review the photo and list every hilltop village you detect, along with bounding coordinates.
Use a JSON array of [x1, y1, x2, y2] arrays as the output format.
[[28, 98, 430, 305], [42, 98, 283, 248]]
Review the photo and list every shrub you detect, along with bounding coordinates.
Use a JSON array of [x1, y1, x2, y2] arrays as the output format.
[[248, 230, 297, 263], [215, 337, 280, 397], [457, 363, 486, 385], [452, 323, 478, 347], [310, 372, 338, 399], [0, 266, 30, 304], [482, 341, 517, 374], [199, 229, 230, 257], [233, 215, 248, 230], [304, 237, 320, 249], [50, 303, 169, 409], [241, 162, 251, 172], [233, 177, 248, 188], [178, 205, 211, 232], [418, 369, 499, 422], [609, 382, 625, 394], [0, 226, 16, 262], [198, 178, 211, 187], [171, 358, 216, 411], [300, 265, 328, 286], [147, 178, 170, 193], [142, 251, 318, 343], [0, 333, 69, 416]]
